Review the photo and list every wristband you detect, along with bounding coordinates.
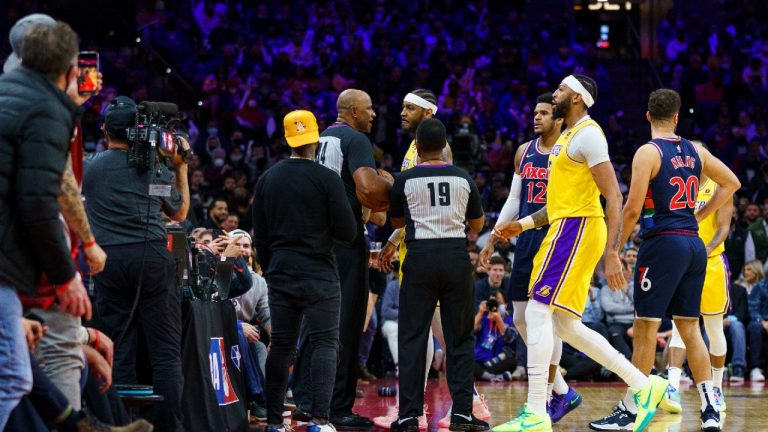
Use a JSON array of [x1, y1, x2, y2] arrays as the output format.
[[82, 239, 97, 249], [519, 216, 535, 231]]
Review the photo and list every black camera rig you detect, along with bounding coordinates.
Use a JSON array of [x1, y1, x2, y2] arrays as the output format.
[[126, 101, 193, 171]]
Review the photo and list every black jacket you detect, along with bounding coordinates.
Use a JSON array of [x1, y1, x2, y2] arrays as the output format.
[[0, 66, 80, 295]]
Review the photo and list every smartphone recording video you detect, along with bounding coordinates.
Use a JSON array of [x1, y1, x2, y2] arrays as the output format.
[[77, 51, 99, 96]]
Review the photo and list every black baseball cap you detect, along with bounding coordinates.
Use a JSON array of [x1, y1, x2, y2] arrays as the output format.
[[104, 96, 137, 140]]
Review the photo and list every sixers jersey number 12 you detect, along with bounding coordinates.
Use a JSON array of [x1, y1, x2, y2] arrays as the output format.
[[518, 138, 550, 219]]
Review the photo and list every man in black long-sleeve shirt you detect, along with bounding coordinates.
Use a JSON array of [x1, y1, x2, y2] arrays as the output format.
[[253, 110, 356, 432]]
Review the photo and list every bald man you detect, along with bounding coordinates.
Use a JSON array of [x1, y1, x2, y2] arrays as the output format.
[[292, 89, 393, 430]]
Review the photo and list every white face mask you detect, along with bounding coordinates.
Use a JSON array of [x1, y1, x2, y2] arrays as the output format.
[[230, 154, 243, 162], [499, 304, 507, 315], [213, 158, 225, 167]]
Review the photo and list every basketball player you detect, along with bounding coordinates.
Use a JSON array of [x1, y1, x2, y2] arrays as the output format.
[[389, 118, 488, 432], [660, 140, 734, 415], [492, 75, 668, 432], [479, 93, 583, 424], [591, 89, 739, 431], [292, 89, 394, 430], [375, 89, 490, 429]]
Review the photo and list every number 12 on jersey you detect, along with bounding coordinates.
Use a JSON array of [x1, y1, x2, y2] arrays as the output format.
[[427, 182, 451, 206]]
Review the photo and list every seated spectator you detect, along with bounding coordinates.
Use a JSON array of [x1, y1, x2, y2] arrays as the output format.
[[744, 260, 768, 381], [474, 255, 510, 311], [380, 263, 400, 370], [601, 256, 634, 359], [473, 291, 516, 382], [726, 276, 750, 382], [221, 213, 240, 232]]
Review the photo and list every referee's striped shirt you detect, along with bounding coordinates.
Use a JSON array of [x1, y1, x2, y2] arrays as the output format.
[[390, 164, 484, 245]]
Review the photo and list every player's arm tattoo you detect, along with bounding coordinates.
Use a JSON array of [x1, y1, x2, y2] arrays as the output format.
[[58, 155, 95, 242], [531, 205, 548, 228]]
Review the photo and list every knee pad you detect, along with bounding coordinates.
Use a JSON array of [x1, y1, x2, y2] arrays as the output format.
[[525, 301, 552, 346]]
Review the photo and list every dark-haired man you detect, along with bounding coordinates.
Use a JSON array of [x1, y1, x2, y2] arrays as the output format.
[[480, 93, 582, 424], [0, 19, 90, 428], [493, 75, 666, 432], [205, 198, 229, 229], [84, 95, 191, 432], [389, 118, 488, 432], [591, 89, 740, 431]]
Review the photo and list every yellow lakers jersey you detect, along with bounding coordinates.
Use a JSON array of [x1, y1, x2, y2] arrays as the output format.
[[547, 119, 605, 222], [401, 140, 418, 171], [696, 179, 724, 257]]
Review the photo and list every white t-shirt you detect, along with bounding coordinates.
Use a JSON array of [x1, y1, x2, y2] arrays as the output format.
[[566, 115, 610, 168]]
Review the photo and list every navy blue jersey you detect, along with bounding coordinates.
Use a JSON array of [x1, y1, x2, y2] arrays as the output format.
[[518, 138, 549, 219], [640, 137, 701, 238]]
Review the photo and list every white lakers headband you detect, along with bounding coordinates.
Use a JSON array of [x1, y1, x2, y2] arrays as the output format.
[[403, 93, 439, 115], [562, 75, 594, 108]]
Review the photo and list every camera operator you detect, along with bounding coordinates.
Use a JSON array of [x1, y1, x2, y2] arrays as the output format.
[[82, 96, 190, 432]]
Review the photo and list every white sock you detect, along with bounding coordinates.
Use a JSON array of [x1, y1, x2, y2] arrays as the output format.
[[698, 380, 716, 411], [668, 367, 682, 390], [622, 388, 638, 415], [712, 367, 724, 389], [546, 383, 554, 403], [552, 368, 569, 395], [525, 301, 554, 417], [553, 312, 649, 390]]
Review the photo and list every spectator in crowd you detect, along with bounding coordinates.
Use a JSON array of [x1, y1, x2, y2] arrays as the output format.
[[744, 260, 768, 381], [600, 256, 635, 360], [474, 256, 510, 311], [726, 272, 751, 382], [745, 204, 768, 263], [205, 198, 229, 229], [0, 18, 91, 429], [473, 292, 516, 382]]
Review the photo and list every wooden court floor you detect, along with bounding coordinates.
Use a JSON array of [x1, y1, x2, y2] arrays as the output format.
[[256, 378, 768, 431]]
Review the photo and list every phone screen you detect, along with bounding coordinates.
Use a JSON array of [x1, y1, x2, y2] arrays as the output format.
[[77, 51, 99, 95]]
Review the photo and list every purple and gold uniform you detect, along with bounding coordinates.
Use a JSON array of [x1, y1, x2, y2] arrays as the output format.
[[528, 119, 607, 318]]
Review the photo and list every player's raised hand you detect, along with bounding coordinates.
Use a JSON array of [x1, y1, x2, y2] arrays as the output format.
[[604, 252, 626, 291], [495, 221, 522, 240]]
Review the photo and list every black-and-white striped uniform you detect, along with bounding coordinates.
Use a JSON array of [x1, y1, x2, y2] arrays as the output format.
[[391, 164, 483, 245], [389, 163, 484, 419]]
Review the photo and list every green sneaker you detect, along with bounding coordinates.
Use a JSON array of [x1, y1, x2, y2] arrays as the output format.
[[491, 404, 552, 432], [633, 375, 668, 431]]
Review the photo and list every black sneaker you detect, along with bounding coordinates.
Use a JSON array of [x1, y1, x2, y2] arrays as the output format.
[[729, 365, 745, 383], [588, 401, 635, 431], [390, 417, 420, 432], [292, 409, 313, 422], [330, 413, 373, 430], [701, 404, 721, 431], [449, 413, 490, 431]]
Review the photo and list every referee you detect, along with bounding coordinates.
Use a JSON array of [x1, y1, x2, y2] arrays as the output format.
[[389, 118, 488, 432]]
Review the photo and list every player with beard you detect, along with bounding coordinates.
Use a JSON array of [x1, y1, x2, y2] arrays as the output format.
[[375, 90, 491, 430], [480, 93, 582, 424], [492, 75, 667, 432]]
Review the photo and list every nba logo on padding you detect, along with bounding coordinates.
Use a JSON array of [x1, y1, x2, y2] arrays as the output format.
[[209, 337, 239, 406]]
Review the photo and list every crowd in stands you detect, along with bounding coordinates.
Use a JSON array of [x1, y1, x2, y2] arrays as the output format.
[[2, 0, 768, 424]]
